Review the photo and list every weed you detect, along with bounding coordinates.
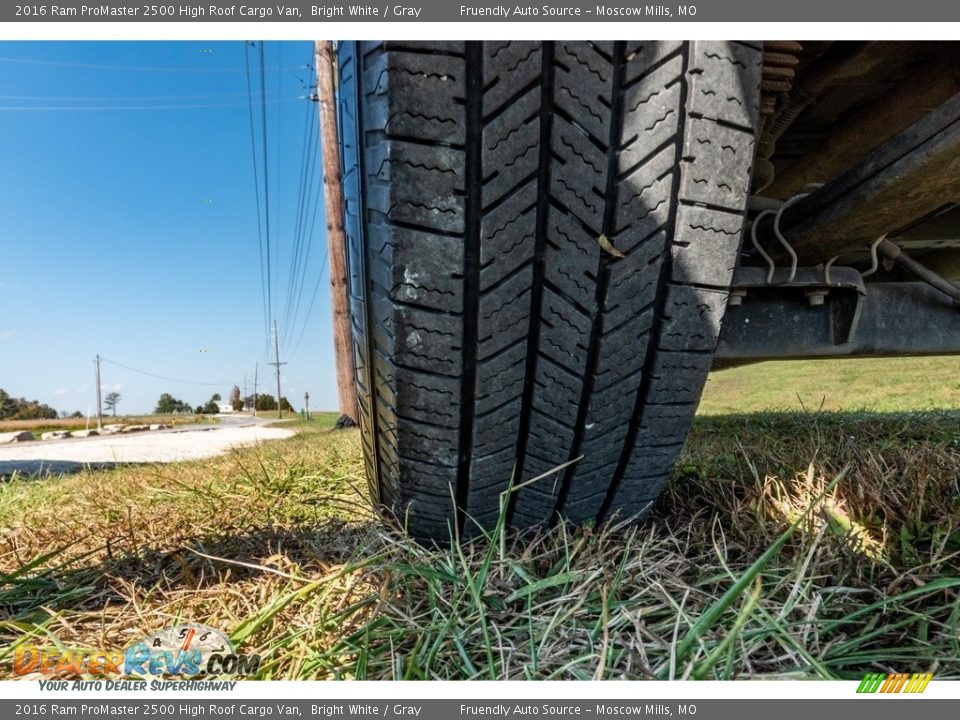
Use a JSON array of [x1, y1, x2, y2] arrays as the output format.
[[1, 410, 959, 679]]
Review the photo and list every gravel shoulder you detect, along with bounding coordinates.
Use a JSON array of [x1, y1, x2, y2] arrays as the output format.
[[0, 420, 295, 476]]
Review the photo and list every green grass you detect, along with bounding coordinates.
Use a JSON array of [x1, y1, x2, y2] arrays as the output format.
[[700, 356, 960, 415], [246, 409, 342, 424], [264, 410, 341, 427], [2, 374, 959, 679]]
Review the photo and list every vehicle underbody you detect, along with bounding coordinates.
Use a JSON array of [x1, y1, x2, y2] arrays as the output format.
[[720, 40, 960, 362]]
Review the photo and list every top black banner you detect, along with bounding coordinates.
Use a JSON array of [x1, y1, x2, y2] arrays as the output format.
[[4, 0, 957, 22]]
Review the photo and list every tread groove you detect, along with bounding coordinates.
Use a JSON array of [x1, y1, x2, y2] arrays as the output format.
[[455, 42, 484, 535], [508, 44, 554, 524]]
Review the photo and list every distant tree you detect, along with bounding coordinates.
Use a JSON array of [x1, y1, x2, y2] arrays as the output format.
[[201, 392, 225, 414], [195, 405, 204, 415], [0, 389, 16, 420], [255, 393, 277, 411], [230, 385, 243, 412], [104, 392, 122, 417], [12, 398, 57, 420], [155, 393, 178, 414], [279, 396, 294, 413], [69, 410, 83, 418]]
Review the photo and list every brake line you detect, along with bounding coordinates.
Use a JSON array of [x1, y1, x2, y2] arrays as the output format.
[[877, 238, 960, 304]]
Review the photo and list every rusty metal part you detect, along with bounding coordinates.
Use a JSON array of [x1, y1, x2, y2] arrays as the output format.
[[757, 43, 801, 139], [761, 43, 801, 95], [766, 47, 960, 198], [754, 41, 802, 191], [763, 91, 960, 265], [766, 42, 874, 144]]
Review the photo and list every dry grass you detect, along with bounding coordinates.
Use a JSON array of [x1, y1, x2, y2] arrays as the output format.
[[2, 409, 959, 680]]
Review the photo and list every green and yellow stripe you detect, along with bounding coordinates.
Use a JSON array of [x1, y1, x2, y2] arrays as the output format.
[[857, 672, 933, 694]]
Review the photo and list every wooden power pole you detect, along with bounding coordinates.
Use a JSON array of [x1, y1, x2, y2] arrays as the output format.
[[270, 320, 287, 419], [315, 40, 358, 423]]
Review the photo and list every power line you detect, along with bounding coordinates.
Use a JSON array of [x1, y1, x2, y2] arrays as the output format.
[[0, 55, 308, 73], [0, 91, 289, 101], [0, 99, 300, 112], [244, 42, 270, 346], [285, 150, 325, 355], [276, 42, 283, 306], [281, 65, 318, 338], [284, 135, 317, 338], [283, 93, 323, 353], [288, 57, 321, 345], [259, 41, 274, 334], [287, 248, 329, 361], [99, 357, 226, 387]]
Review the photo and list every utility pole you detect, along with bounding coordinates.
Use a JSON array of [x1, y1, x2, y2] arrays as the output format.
[[304, 391, 310, 421], [253, 362, 259, 418], [270, 320, 287, 419], [94, 354, 103, 430], [315, 40, 358, 423]]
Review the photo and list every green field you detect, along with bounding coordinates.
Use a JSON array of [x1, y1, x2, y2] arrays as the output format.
[[1, 359, 959, 680], [700, 356, 960, 415]]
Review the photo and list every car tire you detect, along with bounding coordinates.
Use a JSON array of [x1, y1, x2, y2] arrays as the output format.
[[338, 40, 761, 540]]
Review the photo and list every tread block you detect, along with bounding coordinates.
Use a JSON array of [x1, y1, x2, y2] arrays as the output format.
[[659, 284, 729, 352], [479, 186, 537, 290], [601, 472, 673, 520], [483, 42, 542, 117], [645, 351, 715, 405], [554, 42, 614, 142], [670, 205, 745, 287], [687, 41, 762, 129], [393, 307, 463, 375], [623, 42, 684, 85], [679, 118, 755, 212], [482, 88, 541, 208]]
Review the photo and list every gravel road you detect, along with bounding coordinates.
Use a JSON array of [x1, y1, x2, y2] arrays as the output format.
[[0, 416, 295, 477]]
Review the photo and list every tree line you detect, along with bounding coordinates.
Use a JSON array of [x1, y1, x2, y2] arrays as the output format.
[[155, 385, 293, 415], [0, 388, 66, 420], [0, 386, 114, 420], [0, 385, 295, 422]]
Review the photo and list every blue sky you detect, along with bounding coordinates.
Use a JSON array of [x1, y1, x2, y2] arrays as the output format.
[[0, 41, 340, 414]]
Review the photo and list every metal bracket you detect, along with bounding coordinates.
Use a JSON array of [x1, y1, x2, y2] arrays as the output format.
[[718, 274, 960, 361], [722, 265, 867, 356]]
